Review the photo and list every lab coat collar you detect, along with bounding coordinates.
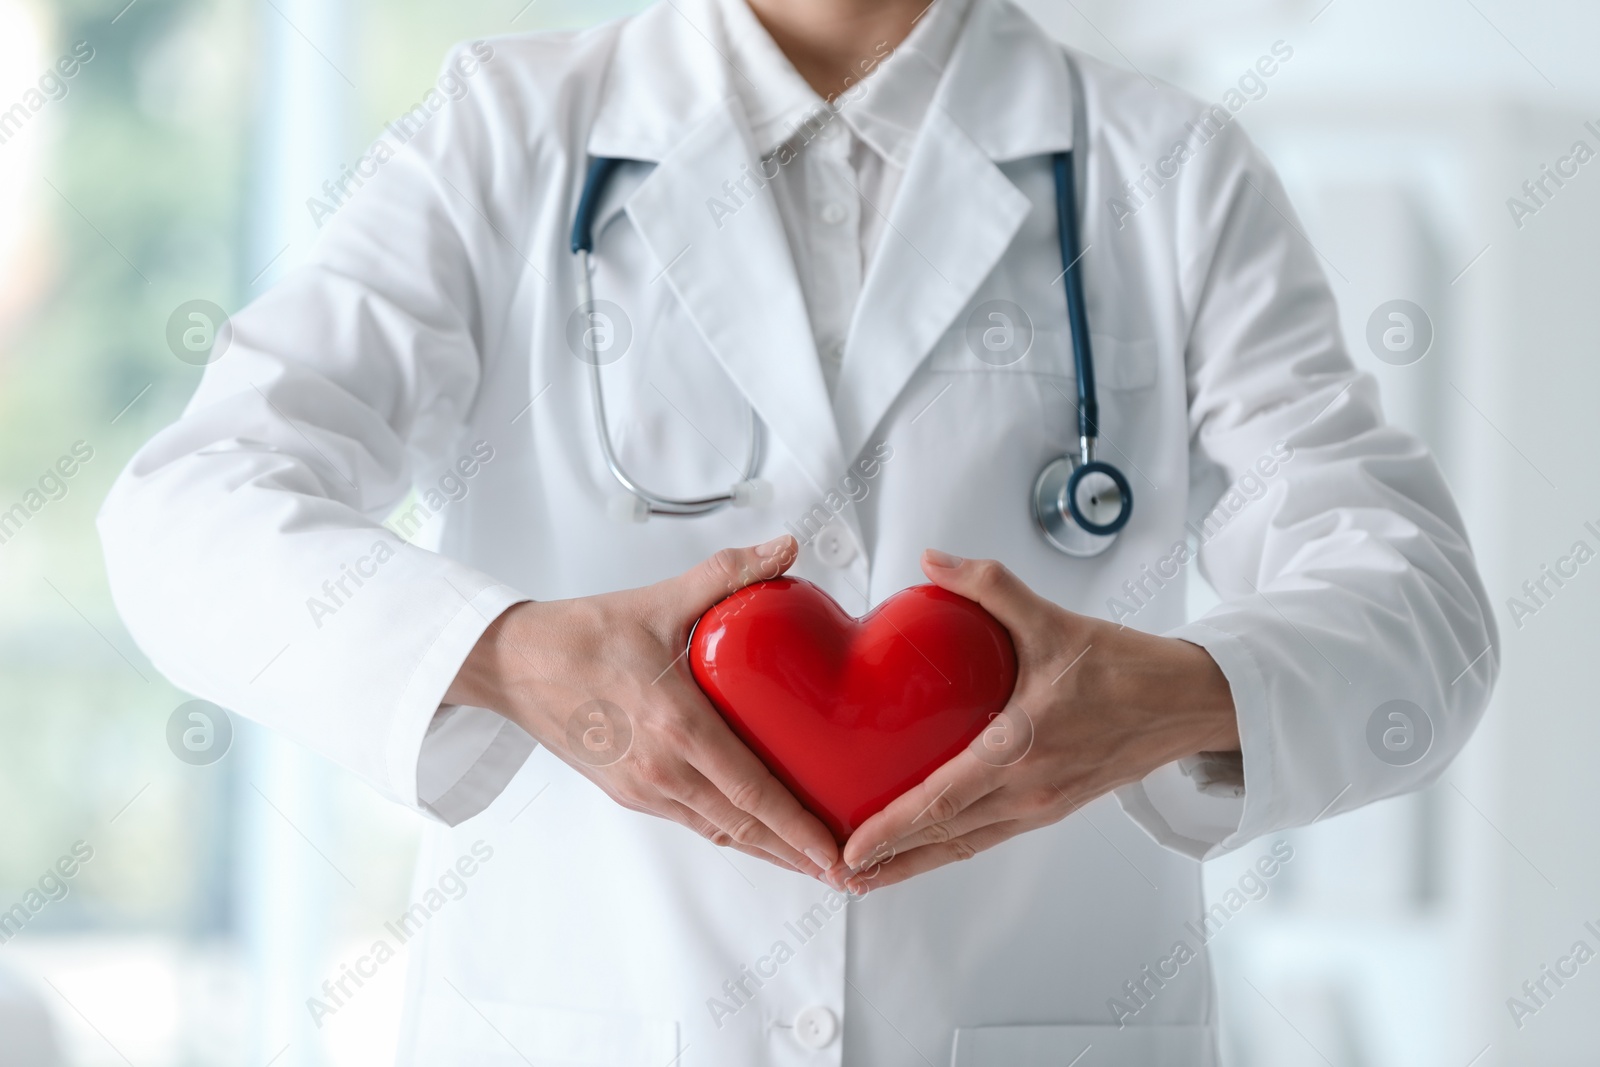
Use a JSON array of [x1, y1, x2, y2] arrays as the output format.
[[712, 0, 977, 168], [588, 0, 1073, 167], [706, 0, 824, 158], [587, 0, 744, 165], [834, 0, 975, 168], [936, 0, 1076, 163]]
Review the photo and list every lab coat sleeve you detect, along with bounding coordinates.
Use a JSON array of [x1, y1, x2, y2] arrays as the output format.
[[97, 41, 542, 824], [1112, 122, 1499, 860]]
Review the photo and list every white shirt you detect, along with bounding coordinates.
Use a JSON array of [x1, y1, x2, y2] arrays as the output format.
[[713, 0, 974, 394]]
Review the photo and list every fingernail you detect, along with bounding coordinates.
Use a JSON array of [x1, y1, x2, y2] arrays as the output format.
[[846, 878, 870, 896], [756, 535, 792, 559], [805, 847, 835, 869], [924, 549, 963, 569]]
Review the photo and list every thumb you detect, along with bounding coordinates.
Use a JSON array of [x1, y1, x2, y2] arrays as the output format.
[[920, 549, 1049, 636], [676, 534, 798, 616]]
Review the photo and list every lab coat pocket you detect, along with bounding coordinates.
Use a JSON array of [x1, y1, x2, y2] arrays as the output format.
[[922, 326, 1158, 392], [409, 994, 680, 1066], [1090, 335, 1159, 392], [950, 1023, 1216, 1067]]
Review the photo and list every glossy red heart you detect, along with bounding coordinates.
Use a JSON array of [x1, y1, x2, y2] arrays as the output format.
[[689, 577, 1018, 844]]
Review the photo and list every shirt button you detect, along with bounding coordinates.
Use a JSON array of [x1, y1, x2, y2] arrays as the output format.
[[820, 339, 844, 364], [793, 1005, 839, 1049], [813, 523, 857, 568], [819, 201, 847, 225]]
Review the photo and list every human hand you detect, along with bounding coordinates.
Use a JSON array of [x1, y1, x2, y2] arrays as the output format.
[[446, 534, 849, 888], [839, 549, 1239, 892]]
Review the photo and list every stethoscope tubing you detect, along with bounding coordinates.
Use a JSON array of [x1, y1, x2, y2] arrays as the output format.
[[1053, 152, 1098, 449], [573, 196, 763, 517], [569, 117, 1131, 538]]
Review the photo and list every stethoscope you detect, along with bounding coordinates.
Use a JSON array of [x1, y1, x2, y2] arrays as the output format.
[[1027, 149, 1134, 556], [567, 75, 1132, 554]]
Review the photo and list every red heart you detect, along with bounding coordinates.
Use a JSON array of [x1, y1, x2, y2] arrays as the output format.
[[689, 577, 1018, 844]]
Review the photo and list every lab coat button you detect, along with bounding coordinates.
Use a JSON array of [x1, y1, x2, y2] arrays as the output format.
[[793, 1005, 838, 1049], [819, 202, 847, 225], [813, 524, 856, 568]]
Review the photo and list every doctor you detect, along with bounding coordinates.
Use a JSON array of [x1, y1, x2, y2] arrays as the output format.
[[99, 0, 1497, 1062]]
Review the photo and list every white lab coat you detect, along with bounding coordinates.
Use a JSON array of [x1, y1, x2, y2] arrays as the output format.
[[97, 0, 1497, 1062]]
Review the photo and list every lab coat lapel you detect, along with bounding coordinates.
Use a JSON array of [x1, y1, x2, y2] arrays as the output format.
[[832, 111, 1032, 461], [832, 0, 1077, 463], [624, 102, 846, 499], [584, 0, 846, 498]]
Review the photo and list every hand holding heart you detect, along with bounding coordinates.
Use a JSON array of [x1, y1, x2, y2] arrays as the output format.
[[447, 535, 849, 887], [838, 550, 1239, 892]]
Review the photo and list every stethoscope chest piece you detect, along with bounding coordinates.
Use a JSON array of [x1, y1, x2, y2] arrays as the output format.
[[1032, 454, 1130, 558]]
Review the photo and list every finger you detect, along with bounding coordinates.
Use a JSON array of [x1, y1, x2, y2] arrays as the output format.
[[919, 550, 1053, 637], [865, 786, 1021, 858], [673, 535, 798, 617], [681, 708, 846, 874], [586, 759, 823, 878], [568, 745, 815, 874], [664, 799, 812, 877], [728, 841, 807, 875], [690, 755, 847, 879], [669, 763, 817, 872], [842, 749, 999, 869], [666, 751, 849, 888], [847, 821, 1024, 892]]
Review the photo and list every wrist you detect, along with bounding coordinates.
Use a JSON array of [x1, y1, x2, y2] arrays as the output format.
[[443, 601, 535, 714], [1089, 621, 1239, 764]]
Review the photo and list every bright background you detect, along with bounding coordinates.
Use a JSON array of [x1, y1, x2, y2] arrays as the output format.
[[1, 0, 1597, 1063]]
